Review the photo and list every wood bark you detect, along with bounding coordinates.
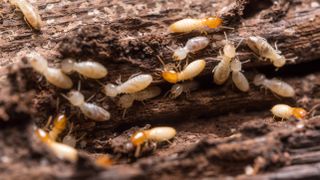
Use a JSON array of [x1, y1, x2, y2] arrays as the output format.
[[1, 0, 320, 179]]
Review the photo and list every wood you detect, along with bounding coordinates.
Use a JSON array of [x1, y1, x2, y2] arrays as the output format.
[[1, 0, 320, 179]]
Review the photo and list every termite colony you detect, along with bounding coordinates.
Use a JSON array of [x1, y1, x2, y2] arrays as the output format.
[[13, 1, 306, 164]]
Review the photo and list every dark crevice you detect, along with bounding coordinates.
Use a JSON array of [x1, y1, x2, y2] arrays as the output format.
[[242, 0, 273, 18]]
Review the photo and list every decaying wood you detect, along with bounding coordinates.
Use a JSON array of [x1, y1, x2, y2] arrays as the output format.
[[1, 0, 320, 179]]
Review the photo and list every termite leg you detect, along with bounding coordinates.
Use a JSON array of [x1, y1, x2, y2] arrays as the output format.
[[128, 72, 143, 80], [56, 97, 60, 113], [122, 109, 127, 119], [115, 75, 122, 85], [87, 92, 98, 102], [23, 16, 34, 30], [44, 116, 53, 131], [134, 145, 141, 158]]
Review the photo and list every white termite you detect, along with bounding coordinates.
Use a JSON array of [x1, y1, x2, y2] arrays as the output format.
[[230, 59, 250, 92], [9, 0, 42, 30], [253, 74, 295, 97], [246, 36, 286, 68], [118, 86, 161, 109], [169, 81, 199, 99], [213, 40, 236, 85], [64, 90, 110, 121], [61, 59, 108, 79], [173, 36, 210, 61], [26, 52, 73, 89], [103, 74, 153, 97]]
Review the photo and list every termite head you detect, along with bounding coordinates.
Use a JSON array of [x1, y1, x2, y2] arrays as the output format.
[[66, 91, 85, 106], [53, 114, 67, 130], [35, 128, 50, 142], [130, 131, 149, 147], [292, 108, 307, 120], [118, 94, 135, 109], [230, 59, 242, 72], [203, 17, 222, 28], [103, 84, 118, 97], [246, 36, 260, 54], [61, 59, 75, 73], [173, 47, 188, 61], [223, 42, 236, 59], [169, 84, 184, 99], [273, 55, 286, 68], [162, 70, 179, 84], [26, 52, 48, 73], [253, 74, 266, 86]]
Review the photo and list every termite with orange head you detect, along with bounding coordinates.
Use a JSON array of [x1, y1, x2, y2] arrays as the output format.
[[271, 104, 307, 121], [230, 59, 250, 92], [246, 36, 286, 68], [160, 59, 206, 84], [131, 127, 176, 157], [169, 16, 222, 33], [61, 59, 108, 79], [49, 114, 67, 141], [26, 52, 73, 89], [118, 86, 161, 109], [63, 90, 111, 121], [35, 128, 78, 162], [173, 36, 210, 61], [253, 74, 295, 97], [103, 74, 153, 97], [9, 0, 42, 30], [169, 81, 199, 99]]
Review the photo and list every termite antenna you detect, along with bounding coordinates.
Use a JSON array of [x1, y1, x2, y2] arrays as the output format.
[[156, 55, 166, 67], [236, 38, 244, 49], [223, 31, 228, 41], [220, 25, 235, 30], [44, 116, 53, 131], [166, 46, 175, 52], [77, 80, 81, 91], [60, 93, 69, 100], [96, 80, 104, 86], [309, 103, 320, 117]]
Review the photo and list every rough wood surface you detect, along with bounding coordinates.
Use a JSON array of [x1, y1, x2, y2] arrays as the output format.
[[1, 0, 320, 179]]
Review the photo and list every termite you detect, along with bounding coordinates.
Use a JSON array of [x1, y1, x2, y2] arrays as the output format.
[[213, 39, 236, 85], [118, 86, 161, 109], [246, 36, 286, 68], [168, 81, 199, 99], [230, 59, 250, 92], [63, 90, 111, 121], [168, 17, 222, 33], [253, 74, 295, 97], [49, 114, 67, 141], [160, 59, 206, 84], [26, 52, 73, 89], [35, 128, 78, 162], [173, 36, 210, 61], [271, 104, 307, 121], [103, 74, 153, 97], [131, 127, 176, 157], [61, 59, 108, 79], [9, 0, 42, 30]]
